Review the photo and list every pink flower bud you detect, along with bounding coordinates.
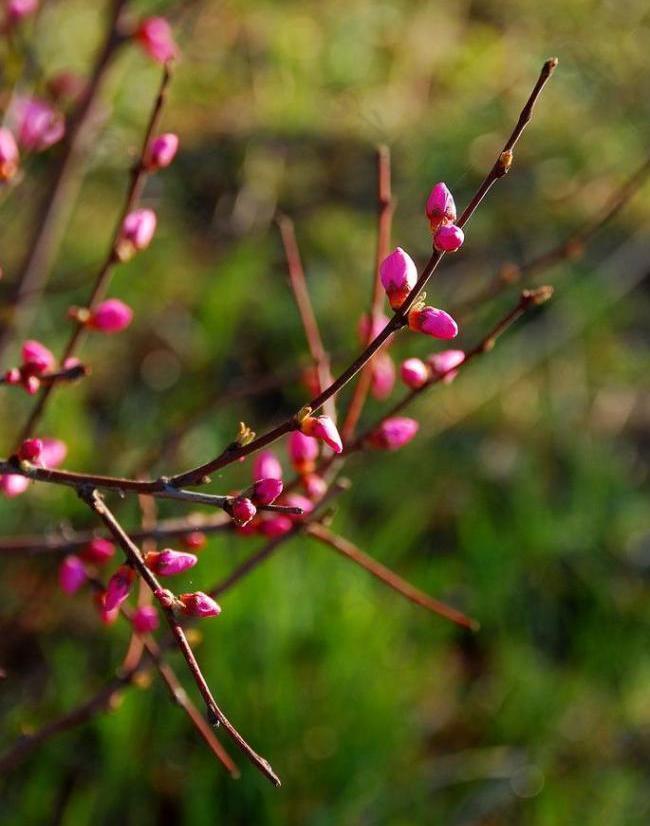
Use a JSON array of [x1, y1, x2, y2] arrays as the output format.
[[117, 208, 157, 260], [21, 339, 54, 374], [18, 437, 42, 462], [252, 478, 283, 505], [24, 375, 40, 394], [425, 182, 456, 231], [252, 450, 283, 481], [433, 224, 464, 253], [94, 593, 119, 625], [288, 430, 319, 473], [428, 349, 465, 384], [179, 591, 222, 618], [0, 128, 19, 182], [81, 537, 115, 564], [104, 565, 135, 612], [300, 415, 343, 454], [358, 311, 390, 344], [145, 549, 198, 576], [6, 0, 38, 24], [145, 132, 179, 171], [131, 605, 159, 634], [181, 531, 207, 551], [259, 515, 293, 538], [379, 247, 418, 310], [370, 352, 395, 400], [14, 97, 65, 152], [408, 306, 458, 340], [40, 438, 67, 468], [87, 299, 133, 333], [0, 474, 30, 497], [136, 17, 178, 64], [59, 555, 86, 595], [4, 367, 21, 385], [230, 497, 257, 526], [400, 357, 429, 389], [369, 416, 419, 450], [302, 472, 327, 500]]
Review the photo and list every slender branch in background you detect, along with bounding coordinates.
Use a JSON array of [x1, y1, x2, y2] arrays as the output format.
[[0, 362, 88, 386], [169, 59, 557, 489], [0, 0, 130, 360], [16, 63, 173, 445], [342, 144, 393, 442], [277, 213, 336, 422], [454, 154, 650, 318], [306, 523, 478, 630], [81, 489, 281, 786]]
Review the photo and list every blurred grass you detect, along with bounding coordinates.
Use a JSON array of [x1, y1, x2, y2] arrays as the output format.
[[1, 0, 649, 824]]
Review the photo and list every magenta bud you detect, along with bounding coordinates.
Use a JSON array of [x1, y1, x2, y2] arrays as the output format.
[[81, 537, 115, 564], [302, 472, 327, 500], [117, 208, 157, 261], [40, 438, 67, 468], [145, 132, 179, 171], [6, 0, 38, 24], [433, 224, 464, 253], [428, 349, 465, 383], [379, 247, 418, 310], [131, 605, 159, 634], [425, 182, 457, 231], [4, 367, 21, 385], [369, 416, 419, 450], [18, 437, 42, 463], [24, 375, 40, 395], [14, 97, 65, 153], [230, 497, 257, 526], [0, 127, 19, 182], [288, 430, 319, 473], [179, 591, 222, 618], [0, 474, 30, 497], [301, 415, 343, 454], [104, 565, 135, 611], [400, 357, 429, 389], [59, 554, 86, 595], [21, 339, 55, 374], [87, 299, 133, 333], [408, 306, 458, 340], [259, 515, 293, 538], [145, 549, 198, 576], [136, 17, 178, 64], [252, 478, 283, 505], [370, 351, 395, 400], [252, 450, 283, 482]]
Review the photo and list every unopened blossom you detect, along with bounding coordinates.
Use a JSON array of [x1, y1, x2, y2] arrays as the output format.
[[425, 182, 456, 231], [252, 478, 283, 506], [0, 128, 19, 182], [145, 549, 197, 576], [21, 339, 54, 374], [18, 437, 42, 463], [93, 593, 119, 625], [428, 349, 465, 384], [288, 430, 319, 474], [259, 515, 293, 538], [433, 224, 464, 253], [179, 591, 222, 618], [81, 537, 115, 564], [230, 497, 257, 526], [136, 17, 178, 64], [408, 305, 458, 340], [302, 472, 327, 500], [87, 299, 133, 333], [181, 531, 207, 551], [6, 0, 38, 24], [358, 311, 390, 344], [252, 450, 283, 481], [40, 438, 67, 468], [368, 416, 419, 450], [300, 415, 343, 454], [370, 352, 395, 400], [145, 132, 179, 171], [14, 97, 65, 152], [3, 368, 20, 385], [380, 247, 418, 310], [116, 208, 157, 261], [131, 605, 159, 634], [104, 565, 135, 611], [59, 555, 86, 595], [400, 357, 429, 389], [0, 474, 30, 497]]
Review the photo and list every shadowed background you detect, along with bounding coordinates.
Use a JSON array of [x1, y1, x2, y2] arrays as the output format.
[[1, 0, 649, 824]]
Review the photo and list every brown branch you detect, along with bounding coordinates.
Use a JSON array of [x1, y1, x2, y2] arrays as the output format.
[[0, 362, 89, 386], [169, 59, 557, 489], [306, 523, 478, 630]]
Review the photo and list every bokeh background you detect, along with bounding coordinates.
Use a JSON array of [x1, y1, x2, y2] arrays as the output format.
[[1, 1, 649, 824]]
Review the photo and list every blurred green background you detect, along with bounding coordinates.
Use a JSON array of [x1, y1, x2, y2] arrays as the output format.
[[1, 0, 649, 823]]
